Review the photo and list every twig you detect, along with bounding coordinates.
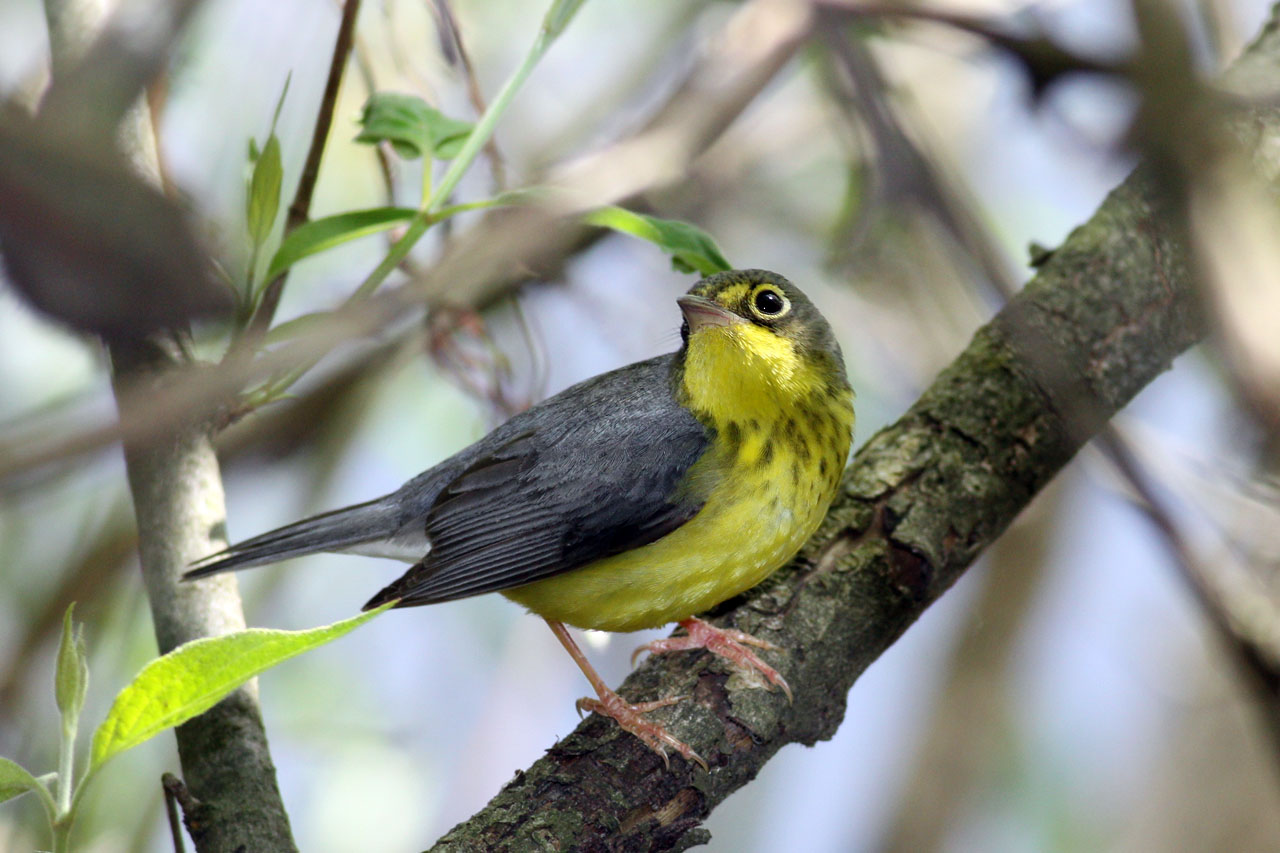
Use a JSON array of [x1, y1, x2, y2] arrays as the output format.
[[1097, 428, 1280, 749], [819, 22, 1021, 301], [161, 773, 189, 853], [816, 1, 1128, 96]]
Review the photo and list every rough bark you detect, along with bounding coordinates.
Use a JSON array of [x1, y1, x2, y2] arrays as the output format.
[[429, 9, 1280, 847]]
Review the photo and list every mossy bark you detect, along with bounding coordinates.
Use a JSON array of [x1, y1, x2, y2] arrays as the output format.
[[429, 10, 1280, 849]]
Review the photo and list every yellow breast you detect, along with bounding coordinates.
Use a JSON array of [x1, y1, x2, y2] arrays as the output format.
[[504, 321, 853, 633]]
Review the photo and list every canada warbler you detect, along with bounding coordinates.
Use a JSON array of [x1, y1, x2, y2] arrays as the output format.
[[189, 269, 854, 767]]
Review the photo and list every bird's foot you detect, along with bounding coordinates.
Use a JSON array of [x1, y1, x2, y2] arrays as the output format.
[[576, 690, 707, 771], [633, 617, 792, 702]]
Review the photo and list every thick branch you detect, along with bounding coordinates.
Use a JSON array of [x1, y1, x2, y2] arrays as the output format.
[[431, 10, 1280, 847]]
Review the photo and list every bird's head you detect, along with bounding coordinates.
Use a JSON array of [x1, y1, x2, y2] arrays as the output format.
[[675, 269, 848, 421]]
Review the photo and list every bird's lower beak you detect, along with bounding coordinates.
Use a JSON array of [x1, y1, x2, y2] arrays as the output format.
[[677, 295, 743, 333]]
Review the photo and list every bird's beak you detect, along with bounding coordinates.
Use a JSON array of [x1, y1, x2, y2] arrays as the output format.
[[677, 295, 743, 333]]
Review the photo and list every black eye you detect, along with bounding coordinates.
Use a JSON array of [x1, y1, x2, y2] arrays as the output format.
[[754, 289, 785, 316]]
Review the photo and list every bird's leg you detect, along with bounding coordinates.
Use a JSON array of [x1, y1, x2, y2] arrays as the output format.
[[545, 619, 706, 770], [633, 617, 792, 702]]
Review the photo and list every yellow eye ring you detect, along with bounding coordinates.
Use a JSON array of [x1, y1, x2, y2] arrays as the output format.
[[751, 287, 789, 319]]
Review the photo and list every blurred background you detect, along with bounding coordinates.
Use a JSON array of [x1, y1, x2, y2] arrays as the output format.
[[2, 0, 1279, 850]]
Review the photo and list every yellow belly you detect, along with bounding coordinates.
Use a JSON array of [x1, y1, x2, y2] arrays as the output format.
[[503, 410, 850, 632]]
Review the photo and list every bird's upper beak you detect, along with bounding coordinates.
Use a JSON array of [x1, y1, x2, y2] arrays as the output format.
[[677, 295, 743, 333]]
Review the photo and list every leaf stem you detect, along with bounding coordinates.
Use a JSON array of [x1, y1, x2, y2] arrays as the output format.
[[56, 719, 75, 816]]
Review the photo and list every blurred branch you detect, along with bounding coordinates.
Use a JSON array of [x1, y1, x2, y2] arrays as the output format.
[[877, 484, 1062, 853], [430, 7, 1280, 849], [432, 0, 508, 190], [39, 0, 208, 141], [1099, 427, 1280, 750], [0, 501, 135, 715], [819, 22, 1019, 301], [816, 0, 1129, 98]]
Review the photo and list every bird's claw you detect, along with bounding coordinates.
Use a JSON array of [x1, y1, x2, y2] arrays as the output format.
[[633, 617, 792, 703], [576, 693, 707, 771]]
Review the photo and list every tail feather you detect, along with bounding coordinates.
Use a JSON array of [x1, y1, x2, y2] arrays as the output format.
[[185, 497, 402, 579]]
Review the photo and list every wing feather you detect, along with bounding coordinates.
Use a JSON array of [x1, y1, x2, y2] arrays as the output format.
[[364, 356, 712, 609]]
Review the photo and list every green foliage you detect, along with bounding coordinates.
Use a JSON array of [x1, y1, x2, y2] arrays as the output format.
[[1, 603, 393, 851], [583, 206, 733, 275], [90, 604, 392, 771], [242, 76, 291, 306], [247, 134, 284, 248], [266, 206, 417, 279], [54, 605, 88, 728], [0, 758, 53, 814], [356, 93, 475, 161]]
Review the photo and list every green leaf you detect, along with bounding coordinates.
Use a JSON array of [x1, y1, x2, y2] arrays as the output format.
[[583, 207, 732, 276], [54, 604, 88, 727], [265, 206, 417, 280], [89, 604, 393, 772], [0, 757, 52, 814], [356, 93, 474, 161], [247, 134, 283, 247]]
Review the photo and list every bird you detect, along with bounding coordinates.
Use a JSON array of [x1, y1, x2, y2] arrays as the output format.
[[187, 269, 854, 768]]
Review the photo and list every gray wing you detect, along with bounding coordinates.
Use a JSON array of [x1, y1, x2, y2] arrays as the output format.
[[364, 355, 713, 609]]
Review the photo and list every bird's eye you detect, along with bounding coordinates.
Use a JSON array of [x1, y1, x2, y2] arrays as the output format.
[[753, 288, 787, 317]]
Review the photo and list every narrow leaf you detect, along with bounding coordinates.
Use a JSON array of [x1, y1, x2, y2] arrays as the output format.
[[54, 604, 88, 725], [247, 134, 283, 247], [89, 604, 393, 771], [583, 207, 732, 275], [269, 73, 292, 137], [265, 206, 416, 279], [0, 757, 51, 812], [356, 93, 474, 161]]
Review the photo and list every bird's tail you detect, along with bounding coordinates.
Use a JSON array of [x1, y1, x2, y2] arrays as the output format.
[[184, 496, 402, 580]]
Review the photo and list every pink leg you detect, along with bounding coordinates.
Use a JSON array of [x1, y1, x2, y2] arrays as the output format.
[[634, 618, 792, 702], [546, 619, 706, 770]]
